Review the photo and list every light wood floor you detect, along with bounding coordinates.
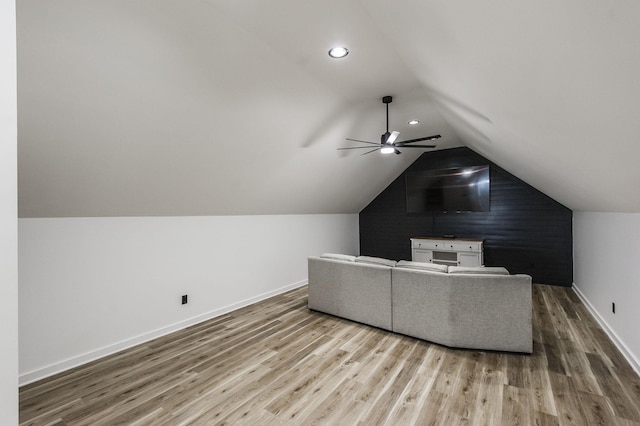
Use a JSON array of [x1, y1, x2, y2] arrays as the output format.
[[20, 284, 640, 425]]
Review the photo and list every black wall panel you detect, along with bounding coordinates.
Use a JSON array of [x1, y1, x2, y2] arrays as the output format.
[[359, 147, 573, 286]]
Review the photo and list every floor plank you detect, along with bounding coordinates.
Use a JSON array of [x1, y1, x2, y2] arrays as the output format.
[[20, 284, 640, 425]]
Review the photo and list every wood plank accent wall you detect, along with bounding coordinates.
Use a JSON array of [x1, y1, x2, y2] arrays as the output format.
[[359, 147, 573, 286]]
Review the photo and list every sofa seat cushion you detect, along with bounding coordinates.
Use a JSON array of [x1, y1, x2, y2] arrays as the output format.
[[355, 256, 397, 267], [396, 260, 448, 273], [320, 253, 357, 262], [449, 266, 510, 275]]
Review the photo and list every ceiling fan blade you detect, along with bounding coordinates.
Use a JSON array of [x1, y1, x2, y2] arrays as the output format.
[[396, 135, 441, 144], [361, 147, 381, 156], [394, 144, 437, 148], [337, 146, 382, 150], [345, 138, 378, 145], [387, 131, 400, 145]]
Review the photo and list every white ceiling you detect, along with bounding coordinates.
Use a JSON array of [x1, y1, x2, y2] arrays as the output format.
[[17, 0, 640, 217]]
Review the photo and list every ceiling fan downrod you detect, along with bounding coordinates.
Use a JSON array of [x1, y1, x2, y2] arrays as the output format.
[[382, 95, 392, 136]]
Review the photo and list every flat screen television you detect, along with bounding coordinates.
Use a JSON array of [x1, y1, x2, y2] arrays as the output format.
[[406, 165, 490, 213]]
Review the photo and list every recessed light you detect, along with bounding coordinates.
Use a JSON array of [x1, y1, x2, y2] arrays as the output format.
[[328, 47, 349, 59], [408, 120, 420, 125]]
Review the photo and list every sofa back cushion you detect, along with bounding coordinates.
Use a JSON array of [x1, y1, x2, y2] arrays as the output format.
[[320, 253, 357, 262], [449, 266, 510, 275], [395, 260, 449, 273], [355, 256, 397, 267]]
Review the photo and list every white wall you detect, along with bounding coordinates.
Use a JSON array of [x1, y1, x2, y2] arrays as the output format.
[[1, 0, 18, 422], [19, 214, 358, 384], [573, 212, 640, 373]]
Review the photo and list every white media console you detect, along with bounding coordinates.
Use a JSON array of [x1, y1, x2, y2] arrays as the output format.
[[411, 237, 484, 267]]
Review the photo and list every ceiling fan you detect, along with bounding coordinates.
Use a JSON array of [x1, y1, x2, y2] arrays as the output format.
[[338, 96, 441, 155]]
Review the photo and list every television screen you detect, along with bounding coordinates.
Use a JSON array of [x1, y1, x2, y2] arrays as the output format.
[[406, 165, 490, 213]]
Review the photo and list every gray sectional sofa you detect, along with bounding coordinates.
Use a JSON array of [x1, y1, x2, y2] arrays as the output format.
[[308, 254, 532, 353]]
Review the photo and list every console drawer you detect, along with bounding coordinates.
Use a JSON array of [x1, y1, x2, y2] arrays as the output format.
[[449, 241, 482, 252], [411, 239, 447, 250]]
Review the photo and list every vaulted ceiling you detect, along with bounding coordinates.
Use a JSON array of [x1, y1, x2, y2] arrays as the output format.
[[17, 0, 640, 217]]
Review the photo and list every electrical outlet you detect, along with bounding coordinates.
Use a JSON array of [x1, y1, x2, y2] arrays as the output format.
[[612, 302, 615, 314], [181, 294, 188, 305]]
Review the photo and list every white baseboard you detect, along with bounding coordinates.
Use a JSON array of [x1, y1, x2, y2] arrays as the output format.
[[572, 283, 640, 376], [19, 279, 308, 387]]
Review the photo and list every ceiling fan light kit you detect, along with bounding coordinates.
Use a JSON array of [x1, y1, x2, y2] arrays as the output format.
[[338, 96, 441, 156], [380, 146, 395, 154]]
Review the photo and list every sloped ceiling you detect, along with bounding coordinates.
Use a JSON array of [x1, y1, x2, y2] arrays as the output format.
[[17, 0, 640, 217]]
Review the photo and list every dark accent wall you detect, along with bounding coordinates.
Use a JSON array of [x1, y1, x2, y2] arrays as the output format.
[[359, 147, 573, 286]]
